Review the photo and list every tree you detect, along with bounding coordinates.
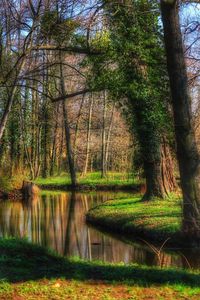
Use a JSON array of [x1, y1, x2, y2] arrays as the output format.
[[59, 52, 77, 186], [0, 0, 41, 143], [89, 0, 177, 199], [160, 0, 200, 239]]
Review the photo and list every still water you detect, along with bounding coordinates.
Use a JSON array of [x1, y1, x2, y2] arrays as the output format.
[[0, 190, 199, 269]]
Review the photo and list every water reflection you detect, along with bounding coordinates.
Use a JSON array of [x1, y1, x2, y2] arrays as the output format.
[[0, 191, 199, 269]]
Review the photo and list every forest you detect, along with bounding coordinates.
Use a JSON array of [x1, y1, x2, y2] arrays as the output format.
[[0, 0, 200, 299]]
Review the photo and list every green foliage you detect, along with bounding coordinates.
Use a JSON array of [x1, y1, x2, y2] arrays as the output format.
[[40, 11, 79, 44], [90, 30, 111, 51], [85, 0, 174, 169], [108, 0, 171, 142]]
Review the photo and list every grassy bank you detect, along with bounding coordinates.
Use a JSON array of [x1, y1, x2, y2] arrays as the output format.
[[0, 174, 25, 192], [86, 195, 184, 246], [0, 238, 200, 299], [0, 175, 25, 200], [34, 172, 142, 191]]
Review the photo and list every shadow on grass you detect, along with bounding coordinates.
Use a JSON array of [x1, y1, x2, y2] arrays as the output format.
[[0, 238, 200, 287]]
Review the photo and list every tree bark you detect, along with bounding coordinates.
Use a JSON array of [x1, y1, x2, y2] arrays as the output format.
[[62, 100, 77, 186], [50, 103, 60, 176], [73, 95, 85, 165], [105, 102, 116, 170], [58, 120, 64, 175], [143, 159, 166, 200], [83, 94, 93, 175], [143, 144, 177, 200], [160, 0, 200, 239], [59, 53, 77, 186], [101, 91, 107, 178], [41, 51, 51, 178], [0, 85, 18, 141], [161, 138, 177, 195]]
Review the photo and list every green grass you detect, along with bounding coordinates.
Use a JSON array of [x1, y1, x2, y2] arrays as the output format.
[[86, 195, 183, 244], [0, 238, 200, 299], [0, 172, 140, 195], [34, 172, 140, 190]]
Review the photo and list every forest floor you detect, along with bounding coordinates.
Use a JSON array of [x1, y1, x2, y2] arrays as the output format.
[[34, 172, 142, 191], [1, 238, 200, 300], [86, 195, 184, 246]]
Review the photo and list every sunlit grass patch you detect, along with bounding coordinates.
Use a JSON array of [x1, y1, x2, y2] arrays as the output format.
[[34, 172, 140, 188], [87, 195, 182, 243]]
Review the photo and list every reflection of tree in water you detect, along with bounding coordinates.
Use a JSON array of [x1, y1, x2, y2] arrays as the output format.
[[0, 191, 194, 269], [0, 201, 24, 237]]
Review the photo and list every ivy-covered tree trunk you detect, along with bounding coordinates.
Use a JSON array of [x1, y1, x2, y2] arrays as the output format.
[[140, 135, 168, 200], [143, 160, 165, 200], [161, 0, 200, 239], [133, 100, 177, 200], [142, 143, 176, 200], [103, 0, 177, 200]]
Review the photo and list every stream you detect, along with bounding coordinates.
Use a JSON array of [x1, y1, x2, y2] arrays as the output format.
[[0, 190, 199, 269]]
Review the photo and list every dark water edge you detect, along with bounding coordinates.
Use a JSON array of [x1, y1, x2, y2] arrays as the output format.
[[37, 183, 142, 192], [0, 190, 199, 270]]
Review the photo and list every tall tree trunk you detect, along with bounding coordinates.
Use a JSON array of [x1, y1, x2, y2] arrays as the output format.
[[50, 103, 60, 176], [161, 138, 177, 195], [142, 141, 177, 200], [19, 98, 35, 180], [83, 94, 93, 175], [101, 91, 107, 178], [31, 84, 36, 174], [132, 99, 168, 200], [143, 159, 166, 200], [41, 51, 51, 178], [0, 85, 17, 141], [62, 101, 77, 186], [59, 53, 77, 186], [105, 102, 116, 170], [58, 121, 64, 175], [73, 95, 85, 165], [160, 0, 200, 239]]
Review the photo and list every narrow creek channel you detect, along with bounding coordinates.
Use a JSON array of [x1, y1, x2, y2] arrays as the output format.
[[0, 190, 199, 270]]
